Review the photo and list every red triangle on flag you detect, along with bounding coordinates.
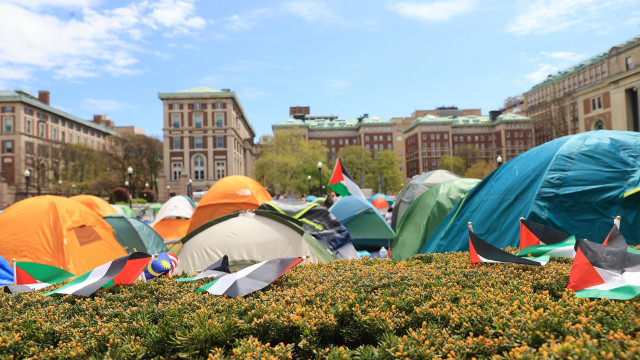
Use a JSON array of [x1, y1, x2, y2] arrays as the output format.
[[328, 158, 345, 186], [520, 219, 541, 249], [469, 230, 482, 264], [15, 267, 37, 285], [566, 244, 605, 291]]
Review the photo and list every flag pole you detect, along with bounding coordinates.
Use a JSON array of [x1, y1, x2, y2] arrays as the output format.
[[468, 221, 473, 231], [614, 215, 621, 229], [12, 259, 16, 285]]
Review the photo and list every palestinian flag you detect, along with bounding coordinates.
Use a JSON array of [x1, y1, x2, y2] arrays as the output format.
[[176, 255, 231, 282], [602, 223, 640, 254], [195, 257, 303, 298], [4, 261, 75, 294], [328, 158, 365, 198], [469, 228, 548, 266], [567, 238, 640, 300], [45, 252, 151, 297], [517, 219, 576, 258]]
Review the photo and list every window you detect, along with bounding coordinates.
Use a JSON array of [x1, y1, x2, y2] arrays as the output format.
[[173, 137, 180, 149], [52, 128, 57, 141], [39, 123, 45, 137], [68, 133, 72, 143], [345, 139, 349, 145], [76, 135, 80, 143], [216, 162, 225, 179], [397, 135, 402, 141], [216, 114, 223, 127], [194, 103, 201, 110], [331, 139, 335, 145], [387, 135, 391, 141], [4, 118, 12, 132], [172, 115, 180, 128], [626, 57, 632, 71], [339, 139, 343, 145], [598, 97, 602, 109], [4, 107, 12, 113], [51, 117, 57, 124], [171, 103, 180, 110], [194, 156, 205, 180], [592, 99, 597, 110], [172, 163, 182, 181], [388, 143, 392, 149], [217, 136, 224, 148], [61, 131, 65, 142], [194, 137, 203, 149], [594, 119, 605, 130], [422, 134, 426, 140], [194, 114, 202, 128], [365, 135, 369, 141], [215, 102, 223, 109], [430, 134, 434, 140], [4, 141, 12, 153], [26, 120, 31, 134], [25, 109, 32, 115]]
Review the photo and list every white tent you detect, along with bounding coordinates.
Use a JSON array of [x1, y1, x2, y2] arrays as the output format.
[[151, 195, 196, 226]]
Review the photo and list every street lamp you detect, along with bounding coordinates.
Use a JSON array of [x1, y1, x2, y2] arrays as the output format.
[[166, 185, 170, 200], [317, 161, 322, 197], [127, 166, 133, 206], [144, 182, 149, 201], [125, 180, 131, 208], [58, 180, 62, 196], [497, 155, 503, 167], [24, 169, 31, 199], [307, 175, 311, 195], [188, 178, 193, 198], [71, 183, 75, 196]]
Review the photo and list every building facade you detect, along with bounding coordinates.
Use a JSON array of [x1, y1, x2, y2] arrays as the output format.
[[524, 34, 640, 144], [158, 87, 256, 201], [0, 90, 117, 208]]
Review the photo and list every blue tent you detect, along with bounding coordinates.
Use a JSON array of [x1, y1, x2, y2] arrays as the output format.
[[0, 255, 13, 286], [368, 193, 394, 207], [329, 196, 395, 250], [423, 131, 640, 254]]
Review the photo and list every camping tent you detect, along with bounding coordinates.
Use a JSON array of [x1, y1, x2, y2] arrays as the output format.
[[175, 210, 336, 273], [188, 175, 272, 232], [115, 204, 136, 217], [0, 255, 12, 286], [391, 170, 460, 230], [392, 178, 480, 260], [0, 196, 127, 274], [71, 195, 119, 217], [371, 197, 390, 211], [103, 214, 169, 254], [369, 193, 394, 207], [423, 130, 640, 254], [329, 196, 395, 250], [258, 199, 360, 259], [151, 196, 196, 242]]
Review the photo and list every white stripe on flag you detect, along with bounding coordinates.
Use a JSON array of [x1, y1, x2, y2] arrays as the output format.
[[56, 262, 111, 294], [588, 267, 640, 291]]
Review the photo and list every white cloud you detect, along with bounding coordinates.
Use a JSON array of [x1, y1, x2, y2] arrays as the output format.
[[506, 0, 636, 35], [324, 78, 349, 90], [391, 0, 476, 22], [540, 51, 585, 62], [519, 51, 585, 87], [0, 0, 208, 81], [84, 98, 135, 112]]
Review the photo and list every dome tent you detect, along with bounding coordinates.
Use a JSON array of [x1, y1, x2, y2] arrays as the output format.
[[391, 170, 460, 230], [188, 175, 272, 233], [103, 214, 169, 254], [392, 178, 480, 260], [175, 210, 336, 274], [0, 196, 127, 274], [71, 195, 119, 217], [423, 131, 640, 254], [151, 195, 196, 242], [329, 196, 395, 251]]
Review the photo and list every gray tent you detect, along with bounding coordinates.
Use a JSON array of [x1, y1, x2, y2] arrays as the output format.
[[391, 169, 460, 229]]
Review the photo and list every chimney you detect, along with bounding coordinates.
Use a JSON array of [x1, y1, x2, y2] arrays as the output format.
[[38, 91, 50, 105], [490, 110, 502, 122]]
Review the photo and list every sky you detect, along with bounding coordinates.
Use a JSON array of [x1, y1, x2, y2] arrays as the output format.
[[1, 0, 640, 140]]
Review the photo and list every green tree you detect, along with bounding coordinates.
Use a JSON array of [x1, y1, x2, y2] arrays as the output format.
[[337, 145, 372, 187], [438, 156, 466, 175], [367, 150, 403, 193], [456, 145, 481, 169], [463, 161, 496, 179]]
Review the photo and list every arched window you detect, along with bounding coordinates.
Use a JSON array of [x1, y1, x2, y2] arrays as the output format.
[[194, 155, 205, 180], [594, 119, 605, 130]]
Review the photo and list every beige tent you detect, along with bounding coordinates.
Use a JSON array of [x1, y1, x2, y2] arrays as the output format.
[[175, 210, 336, 274]]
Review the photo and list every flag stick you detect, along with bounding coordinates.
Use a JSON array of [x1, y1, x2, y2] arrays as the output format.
[[614, 216, 621, 229], [12, 259, 16, 285]]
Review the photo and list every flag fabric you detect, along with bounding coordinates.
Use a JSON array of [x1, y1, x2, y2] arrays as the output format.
[[469, 228, 549, 266], [45, 252, 151, 297], [195, 257, 303, 298], [144, 252, 179, 280], [602, 222, 640, 254], [328, 158, 365, 198], [4, 261, 75, 294], [517, 219, 576, 258], [567, 238, 640, 300], [175, 255, 231, 282]]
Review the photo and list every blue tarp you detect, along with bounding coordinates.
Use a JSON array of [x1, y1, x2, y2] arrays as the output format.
[[0, 255, 13, 286], [423, 130, 640, 254]]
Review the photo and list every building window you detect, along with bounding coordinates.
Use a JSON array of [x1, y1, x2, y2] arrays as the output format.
[[52, 128, 57, 141], [592, 99, 597, 110], [331, 139, 335, 145], [388, 143, 392, 149], [194, 114, 202, 128], [215, 102, 223, 109], [594, 119, 605, 130], [627, 57, 633, 71], [69, 133, 72, 143], [216, 162, 225, 179], [217, 136, 224, 148], [339, 139, 343, 145], [194, 155, 205, 180], [194, 137, 203, 149], [216, 114, 223, 127], [171, 103, 180, 110], [173, 137, 180, 149], [4, 107, 13, 113], [597, 97, 602, 109], [172, 163, 182, 181], [39, 123, 45, 137], [4, 141, 12, 153], [4, 118, 12, 132], [365, 135, 369, 141], [194, 103, 201, 110], [172, 115, 180, 128], [76, 135, 80, 143], [25, 108, 32, 115], [345, 139, 349, 145], [26, 120, 31, 134], [61, 131, 65, 142]]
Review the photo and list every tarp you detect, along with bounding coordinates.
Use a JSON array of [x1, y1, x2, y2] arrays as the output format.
[[329, 196, 395, 250], [188, 175, 272, 233], [258, 199, 360, 259], [0, 195, 127, 274], [71, 195, 119, 217], [423, 130, 640, 254], [103, 214, 169, 254], [392, 178, 480, 260], [391, 170, 460, 229], [176, 210, 336, 273]]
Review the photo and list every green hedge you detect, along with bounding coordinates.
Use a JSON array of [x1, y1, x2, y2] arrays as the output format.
[[1, 252, 639, 359]]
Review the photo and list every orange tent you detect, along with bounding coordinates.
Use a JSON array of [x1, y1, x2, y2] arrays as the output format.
[[0, 195, 127, 275], [71, 194, 119, 217], [188, 175, 272, 232], [153, 218, 190, 242]]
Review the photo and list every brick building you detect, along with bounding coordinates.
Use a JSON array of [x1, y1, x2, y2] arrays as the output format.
[[158, 87, 256, 201], [0, 90, 117, 208]]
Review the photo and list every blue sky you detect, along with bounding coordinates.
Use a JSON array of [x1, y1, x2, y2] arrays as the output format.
[[1, 0, 639, 140]]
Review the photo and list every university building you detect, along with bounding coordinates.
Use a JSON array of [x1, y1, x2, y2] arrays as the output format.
[[524, 34, 640, 144], [0, 90, 118, 208], [158, 87, 256, 201]]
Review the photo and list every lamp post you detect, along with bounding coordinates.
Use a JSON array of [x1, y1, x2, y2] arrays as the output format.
[[317, 161, 322, 197], [307, 175, 311, 195], [24, 169, 31, 199], [127, 166, 133, 206], [145, 182, 149, 201], [125, 180, 131, 208], [188, 178, 193, 198], [497, 155, 503, 167], [71, 183, 75, 196], [58, 180, 62, 196], [166, 185, 170, 201]]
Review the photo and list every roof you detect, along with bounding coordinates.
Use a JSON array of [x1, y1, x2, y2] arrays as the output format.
[[403, 113, 534, 132], [273, 115, 396, 131], [0, 90, 117, 135]]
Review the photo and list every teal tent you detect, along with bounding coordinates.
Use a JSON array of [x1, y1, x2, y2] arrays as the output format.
[[392, 178, 480, 260], [114, 204, 136, 217], [329, 196, 395, 250], [103, 215, 169, 254], [423, 131, 640, 254]]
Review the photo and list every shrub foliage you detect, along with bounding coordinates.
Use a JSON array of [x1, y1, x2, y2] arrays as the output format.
[[1, 252, 639, 359]]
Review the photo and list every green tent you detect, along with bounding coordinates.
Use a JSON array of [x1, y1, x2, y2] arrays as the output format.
[[392, 178, 479, 260], [114, 204, 136, 217], [103, 215, 169, 254]]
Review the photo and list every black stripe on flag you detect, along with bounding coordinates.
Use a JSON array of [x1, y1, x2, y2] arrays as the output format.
[[522, 219, 570, 245], [471, 231, 543, 266]]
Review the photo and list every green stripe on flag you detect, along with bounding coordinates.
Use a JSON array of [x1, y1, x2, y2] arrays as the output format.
[[517, 236, 576, 257], [195, 278, 220, 293], [328, 182, 349, 197], [17, 262, 74, 284], [44, 272, 91, 296], [576, 285, 640, 300]]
